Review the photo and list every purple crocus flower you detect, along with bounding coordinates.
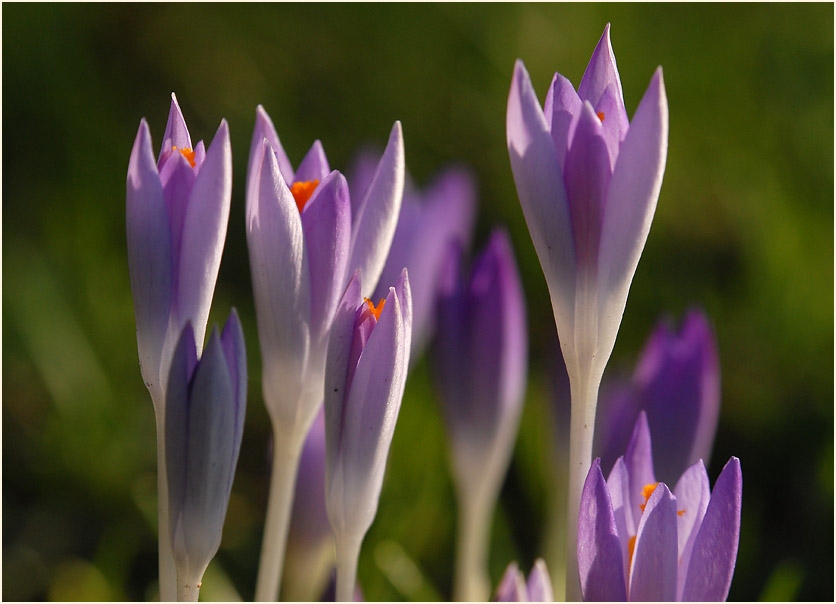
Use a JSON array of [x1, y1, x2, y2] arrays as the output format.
[[323, 268, 412, 601], [494, 559, 554, 602], [127, 93, 232, 406], [365, 161, 477, 361], [578, 413, 742, 601], [506, 25, 668, 385], [165, 310, 247, 600], [597, 310, 721, 485], [434, 230, 527, 601]]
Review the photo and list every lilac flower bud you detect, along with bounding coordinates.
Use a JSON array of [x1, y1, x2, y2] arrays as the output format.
[[126, 93, 231, 405], [598, 310, 721, 484], [165, 310, 247, 594], [494, 559, 554, 602], [578, 413, 742, 601]]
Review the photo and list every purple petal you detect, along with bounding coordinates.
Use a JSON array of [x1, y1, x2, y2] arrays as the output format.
[[526, 559, 554, 602], [300, 170, 352, 345], [605, 457, 633, 585], [347, 149, 381, 223], [126, 119, 173, 395], [628, 482, 678, 601], [543, 71, 581, 170], [347, 121, 405, 298], [596, 68, 668, 358], [506, 59, 577, 336], [288, 407, 331, 547], [192, 141, 207, 173], [247, 105, 294, 206], [246, 138, 311, 408], [673, 460, 711, 599], [294, 140, 331, 184], [624, 412, 656, 526], [681, 457, 742, 601], [563, 101, 611, 268], [220, 309, 248, 465], [393, 268, 413, 360], [595, 84, 629, 167], [177, 119, 232, 351], [160, 92, 192, 159], [494, 562, 527, 602], [577, 25, 626, 118], [578, 458, 628, 602], [158, 151, 195, 297]]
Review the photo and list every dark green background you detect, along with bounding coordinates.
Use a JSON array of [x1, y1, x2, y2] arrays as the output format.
[[3, 3, 833, 601]]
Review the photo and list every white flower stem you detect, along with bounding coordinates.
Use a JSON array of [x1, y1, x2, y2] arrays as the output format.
[[565, 371, 601, 602], [154, 397, 177, 602], [176, 575, 201, 602], [335, 532, 363, 603], [453, 492, 492, 602], [254, 428, 304, 602]]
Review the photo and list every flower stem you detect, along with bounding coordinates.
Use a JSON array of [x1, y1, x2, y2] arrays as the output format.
[[453, 493, 492, 601], [335, 532, 363, 603], [155, 402, 177, 602], [254, 429, 304, 602], [565, 372, 601, 602]]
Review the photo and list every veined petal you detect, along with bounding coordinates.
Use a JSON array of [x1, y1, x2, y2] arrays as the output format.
[[681, 457, 742, 602], [295, 139, 331, 184], [625, 412, 656, 525], [347, 149, 381, 223], [393, 268, 413, 358], [494, 562, 527, 602], [673, 460, 711, 600], [246, 138, 311, 412], [301, 170, 351, 345], [526, 559, 554, 602], [628, 482, 678, 601], [126, 119, 173, 397], [347, 121, 405, 298], [247, 105, 294, 206], [506, 59, 576, 347], [158, 151, 195, 295], [606, 456, 633, 585], [596, 68, 668, 365], [578, 24, 626, 117], [595, 84, 629, 168], [177, 119, 232, 352], [578, 458, 628, 601], [160, 92, 192, 159], [543, 71, 581, 169]]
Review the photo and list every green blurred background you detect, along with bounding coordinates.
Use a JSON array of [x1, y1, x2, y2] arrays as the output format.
[[3, 3, 833, 601]]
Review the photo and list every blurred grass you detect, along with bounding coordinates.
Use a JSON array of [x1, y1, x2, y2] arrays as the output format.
[[2, 3, 833, 601]]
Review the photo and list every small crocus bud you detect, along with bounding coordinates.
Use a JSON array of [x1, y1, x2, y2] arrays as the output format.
[[127, 93, 231, 406], [165, 310, 247, 601], [434, 230, 528, 601], [324, 269, 412, 602], [598, 309, 721, 484], [494, 559, 554, 602]]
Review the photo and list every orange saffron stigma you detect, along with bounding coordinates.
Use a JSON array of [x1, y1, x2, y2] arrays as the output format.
[[628, 535, 637, 568], [172, 145, 196, 168], [597, 111, 605, 123], [364, 297, 386, 320], [290, 180, 319, 212], [639, 483, 659, 512]]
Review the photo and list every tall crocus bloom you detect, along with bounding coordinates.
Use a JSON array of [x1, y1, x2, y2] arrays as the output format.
[[126, 93, 231, 601], [578, 413, 742, 601], [507, 25, 668, 598], [368, 162, 477, 361], [434, 230, 527, 601], [324, 269, 412, 602], [165, 311, 246, 602], [598, 310, 721, 484], [246, 106, 404, 601], [494, 559, 554, 602]]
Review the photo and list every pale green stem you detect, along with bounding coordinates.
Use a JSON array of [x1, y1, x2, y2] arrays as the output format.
[[154, 396, 177, 602], [565, 372, 601, 602], [335, 532, 363, 603], [176, 575, 201, 602], [453, 493, 492, 602], [254, 429, 304, 602]]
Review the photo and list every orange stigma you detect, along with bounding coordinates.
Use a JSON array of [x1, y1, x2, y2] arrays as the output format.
[[628, 535, 637, 569], [597, 111, 606, 123], [639, 483, 659, 513], [290, 180, 319, 212], [172, 145, 196, 168], [364, 297, 386, 320]]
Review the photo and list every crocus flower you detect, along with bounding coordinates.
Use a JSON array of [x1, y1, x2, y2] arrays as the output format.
[[578, 412, 742, 601], [324, 268, 412, 602], [506, 24, 668, 386], [434, 230, 528, 601], [494, 559, 554, 602], [165, 310, 247, 601], [597, 310, 721, 484], [365, 160, 477, 361], [127, 93, 232, 406]]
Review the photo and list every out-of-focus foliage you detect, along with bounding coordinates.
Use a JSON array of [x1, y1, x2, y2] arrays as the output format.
[[3, 3, 832, 601]]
